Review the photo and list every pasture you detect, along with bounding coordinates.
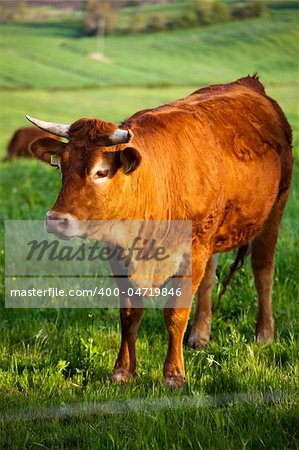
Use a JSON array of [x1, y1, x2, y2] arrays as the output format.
[[0, 6, 299, 449]]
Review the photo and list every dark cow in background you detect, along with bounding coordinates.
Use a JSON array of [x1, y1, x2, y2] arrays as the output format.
[[4, 126, 60, 161], [27, 75, 293, 388]]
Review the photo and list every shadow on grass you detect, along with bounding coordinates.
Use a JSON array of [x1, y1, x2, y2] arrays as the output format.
[[5, 21, 83, 38]]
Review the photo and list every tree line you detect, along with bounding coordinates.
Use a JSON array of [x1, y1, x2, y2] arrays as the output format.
[[1, 0, 267, 35], [84, 0, 267, 36]]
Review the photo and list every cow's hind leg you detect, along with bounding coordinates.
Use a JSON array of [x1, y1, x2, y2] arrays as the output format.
[[187, 255, 217, 349], [251, 190, 290, 344]]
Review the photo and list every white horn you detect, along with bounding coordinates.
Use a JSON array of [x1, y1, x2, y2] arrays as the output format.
[[26, 115, 70, 138], [109, 129, 134, 145]]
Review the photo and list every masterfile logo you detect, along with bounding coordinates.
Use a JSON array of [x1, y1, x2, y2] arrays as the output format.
[[5, 220, 192, 308]]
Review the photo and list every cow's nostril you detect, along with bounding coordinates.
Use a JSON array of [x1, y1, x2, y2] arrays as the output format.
[[56, 218, 68, 232], [47, 213, 63, 221], [45, 213, 70, 235]]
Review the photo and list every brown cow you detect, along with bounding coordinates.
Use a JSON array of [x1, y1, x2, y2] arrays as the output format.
[[27, 75, 293, 388], [4, 127, 60, 161]]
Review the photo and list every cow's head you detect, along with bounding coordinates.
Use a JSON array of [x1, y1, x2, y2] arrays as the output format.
[[27, 115, 141, 239]]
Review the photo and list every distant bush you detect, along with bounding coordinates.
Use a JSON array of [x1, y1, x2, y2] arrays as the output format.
[[129, 11, 146, 33], [178, 11, 199, 29], [0, 9, 14, 23], [0, 0, 29, 22], [193, 0, 231, 26], [165, 15, 178, 31], [146, 13, 165, 32], [232, 1, 267, 20], [251, 0, 267, 17], [193, 0, 213, 26], [211, 1, 231, 24]]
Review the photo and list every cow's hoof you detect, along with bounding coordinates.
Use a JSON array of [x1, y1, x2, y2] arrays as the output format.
[[164, 376, 184, 390], [255, 330, 274, 344], [111, 369, 134, 384], [187, 334, 210, 350]]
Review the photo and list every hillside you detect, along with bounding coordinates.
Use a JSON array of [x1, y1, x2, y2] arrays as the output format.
[[0, 9, 298, 89]]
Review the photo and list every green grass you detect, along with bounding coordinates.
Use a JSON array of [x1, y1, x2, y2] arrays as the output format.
[[0, 190, 298, 449], [0, 9, 298, 89], [0, 84, 298, 158], [0, 8, 299, 449], [0, 86, 191, 154]]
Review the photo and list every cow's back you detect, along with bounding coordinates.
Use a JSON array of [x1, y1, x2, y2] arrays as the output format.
[[122, 76, 293, 249], [6, 127, 59, 160]]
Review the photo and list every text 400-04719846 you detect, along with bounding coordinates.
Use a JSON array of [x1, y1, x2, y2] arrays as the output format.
[[98, 287, 182, 297]]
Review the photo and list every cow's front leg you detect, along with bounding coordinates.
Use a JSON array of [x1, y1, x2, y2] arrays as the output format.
[[109, 251, 144, 383], [163, 306, 191, 389], [112, 298, 144, 383]]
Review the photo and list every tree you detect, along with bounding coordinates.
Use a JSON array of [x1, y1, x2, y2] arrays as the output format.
[[251, 0, 267, 17], [83, 0, 120, 36], [211, 1, 231, 24], [146, 13, 165, 32], [193, 0, 213, 26], [16, 0, 28, 19], [232, 1, 267, 20], [129, 12, 146, 34], [193, 0, 232, 26]]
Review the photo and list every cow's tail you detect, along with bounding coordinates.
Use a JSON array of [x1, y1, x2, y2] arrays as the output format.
[[213, 243, 251, 313]]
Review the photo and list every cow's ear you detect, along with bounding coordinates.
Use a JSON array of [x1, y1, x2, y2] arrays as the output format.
[[29, 137, 66, 165], [120, 147, 141, 174]]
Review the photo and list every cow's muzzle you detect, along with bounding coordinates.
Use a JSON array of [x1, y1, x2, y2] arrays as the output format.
[[45, 211, 83, 239]]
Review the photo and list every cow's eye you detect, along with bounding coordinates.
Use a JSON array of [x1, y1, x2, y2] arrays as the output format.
[[94, 169, 109, 179]]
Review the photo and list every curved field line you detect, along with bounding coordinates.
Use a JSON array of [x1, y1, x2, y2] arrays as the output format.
[[0, 390, 297, 423], [1, 45, 109, 84]]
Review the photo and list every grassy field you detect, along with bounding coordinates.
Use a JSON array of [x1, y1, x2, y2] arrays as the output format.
[[0, 7, 299, 449], [0, 9, 298, 89], [0, 8, 298, 151]]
